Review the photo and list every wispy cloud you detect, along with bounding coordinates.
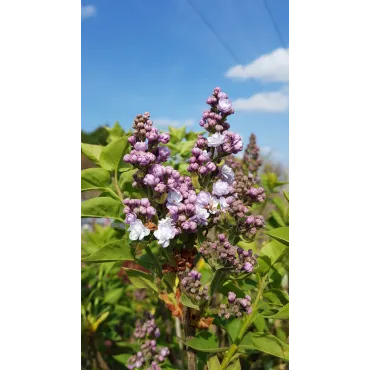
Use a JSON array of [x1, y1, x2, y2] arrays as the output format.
[[154, 119, 195, 128], [233, 88, 289, 113], [225, 48, 289, 83], [82, 5, 96, 21], [260, 146, 272, 156]]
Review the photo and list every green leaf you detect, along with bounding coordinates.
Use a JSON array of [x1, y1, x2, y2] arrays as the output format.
[[210, 269, 229, 296], [239, 332, 289, 361], [81, 197, 123, 220], [253, 314, 267, 332], [103, 288, 124, 304], [81, 143, 103, 164], [180, 294, 200, 310], [83, 239, 134, 262], [178, 162, 190, 176], [207, 356, 221, 370], [186, 131, 205, 141], [257, 240, 288, 274], [91, 311, 110, 331], [263, 289, 289, 306], [270, 211, 286, 227], [81, 168, 111, 191], [218, 281, 246, 299], [184, 332, 229, 353], [226, 318, 243, 343], [283, 191, 289, 202], [163, 272, 178, 292], [265, 227, 289, 246], [106, 122, 124, 142], [264, 303, 289, 319], [236, 240, 257, 253], [169, 126, 186, 142], [125, 268, 158, 292], [179, 140, 196, 156], [272, 197, 286, 215], [99, 137, 128, 171], [226, 359, 241, 370], [119, 168, 135, 184], [113, 353, 132, 365]]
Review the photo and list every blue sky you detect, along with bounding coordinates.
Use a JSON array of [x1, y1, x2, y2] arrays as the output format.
[[82, 0, 289, 164]]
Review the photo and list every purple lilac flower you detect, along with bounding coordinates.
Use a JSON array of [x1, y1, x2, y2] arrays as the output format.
[[181, 270, 209, 302], [200, 87, 234, 133], [218, 293, 253, 319], [123, 198, 156, 225]]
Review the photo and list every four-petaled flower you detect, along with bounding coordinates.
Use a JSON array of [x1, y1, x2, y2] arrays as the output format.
[[154, 217, 176, 248], [208, 132, 225, 148], [166, 189, 183, 208], [128, 219, 150, 241]]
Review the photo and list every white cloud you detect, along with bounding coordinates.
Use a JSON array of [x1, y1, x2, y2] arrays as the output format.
[[233, 89, 289, 113], [225, 48, 289, 82], [82, 5, 96, 20], [260, 146, 272, 156], [154, 119, 195, 128]]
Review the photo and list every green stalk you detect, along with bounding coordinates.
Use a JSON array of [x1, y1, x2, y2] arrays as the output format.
[[220, 275, 267, 369], [113, 170, 124, 202]]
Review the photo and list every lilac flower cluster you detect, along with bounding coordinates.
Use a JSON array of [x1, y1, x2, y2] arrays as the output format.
[[233, 173, 266, 204], [218, 292, 253, 319], [244, 215, 265, 237], [166, 189, 198, 233], [227, 199, 249, 219], [188, 88, 242, 177], [235, 247, 259, 273], [187, 146, 217, 175], [199, 234, 259, 273], [127, 341, 170, 370], [124, 113, 171, 167], [244, 133, 263, 175], [123, 198, 156, 225], [200, 87, 234, 133], [133, 316, 160, 339], [128, 315, 170, 370], [181, 270, 210, 302], [225, 156, 243, 171], [199, 234, 238, 268]]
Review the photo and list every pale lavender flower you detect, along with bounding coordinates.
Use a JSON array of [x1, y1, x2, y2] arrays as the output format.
[[194, 205, 209, 226], [166, 189, 183, 208], [221, 164, 235, 184], [218, 196, 229, 212], [125, 213, 137, 224], [217, 97, 233, 114], [213, 179, 231, 197]]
